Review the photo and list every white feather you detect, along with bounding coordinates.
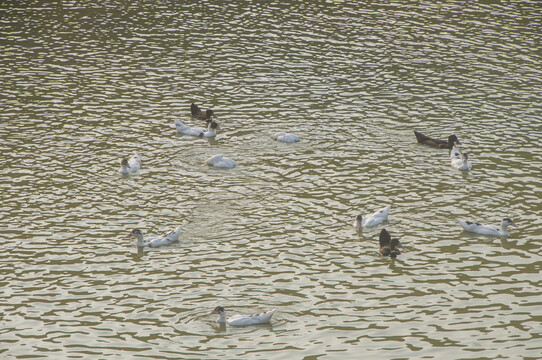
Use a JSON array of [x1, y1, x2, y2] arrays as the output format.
[[353, 205, 391, 230]]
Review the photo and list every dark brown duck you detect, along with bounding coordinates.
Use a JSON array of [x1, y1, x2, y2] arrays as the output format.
[[414, 131, 461, 149], [379, 228, 403, 258], [191, 102, 215, 122]]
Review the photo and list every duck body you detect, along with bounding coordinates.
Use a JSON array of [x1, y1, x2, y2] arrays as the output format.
[[457, 218, 517, 236], [211, 306, 276, 326], [175, 119, 218, 138], [379, 228, 404, 258], [204, 154, 237, 168], [271, 132, 300, 143], [191, 103, 215, 121], [414, 131, 461, 149], [353, 205, 391, 230], [118, 153, 142, 174], [450, 146, 472, 171], [127, 225, 182, 248]]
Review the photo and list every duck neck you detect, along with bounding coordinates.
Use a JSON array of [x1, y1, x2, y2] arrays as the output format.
[[355, 218, 362, 230], [136, 233, 146, 247], [500, 222, 509, 236], [216, 311, 227, 323]]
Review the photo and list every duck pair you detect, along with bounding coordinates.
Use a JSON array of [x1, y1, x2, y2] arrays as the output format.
[[414, 131, 471, 171], [351, 205, 403, 257], [198, 131, 299, 168]]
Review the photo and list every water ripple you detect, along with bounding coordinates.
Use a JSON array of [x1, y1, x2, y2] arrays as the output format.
[[1, 0, 541, 359]]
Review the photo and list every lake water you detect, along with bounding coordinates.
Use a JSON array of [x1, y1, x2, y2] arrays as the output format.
[[1, 1, 541, 359]]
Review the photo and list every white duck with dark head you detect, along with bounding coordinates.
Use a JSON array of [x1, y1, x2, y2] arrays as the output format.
[[450, 146, 472, 171], [457, 218, 517, 236], [211, 306, 276, 326], [126, 225, 182, 248], [118, 153, 142, 174], [353, 205, 391, 231], [175, 119, 219, 138]]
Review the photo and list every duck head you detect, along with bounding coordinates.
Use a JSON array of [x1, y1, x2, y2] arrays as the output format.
[[211, 306, 227, 323], [448, 134, 461, 147], [389, 238, 402, 258], [271, 132, 286, 140], [392, 238, 404, 249], [502, 218, 517, 228], [354, 214, 362, 229], [209, 121, 220, 131], [126, 229, 145, 246], [462, 153, 469, 162], [205, 109, 215, 118]]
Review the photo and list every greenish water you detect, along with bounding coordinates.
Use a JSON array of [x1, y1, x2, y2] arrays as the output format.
[[1, 1, 541, 359]]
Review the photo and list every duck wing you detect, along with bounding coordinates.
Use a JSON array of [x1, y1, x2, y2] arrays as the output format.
[[450, 146, 462, 160], [414, 131, 431, 143], [363, 205, 391, 227], [379, 228, 392, 255], [415, 131, 448, 148], [128, 153, 141, 171], [162, 226, 182, 242], [227, 309, 276, 326], [191, 103, 203, 117]]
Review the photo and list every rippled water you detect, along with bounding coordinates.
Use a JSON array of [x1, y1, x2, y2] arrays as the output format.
[[1, 1, 541, 359]]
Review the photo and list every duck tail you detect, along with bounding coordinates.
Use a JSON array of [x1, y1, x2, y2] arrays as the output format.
[[414, 130, 428, 143]]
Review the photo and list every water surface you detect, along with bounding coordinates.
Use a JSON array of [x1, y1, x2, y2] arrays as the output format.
[[1, 1, 541, 359]]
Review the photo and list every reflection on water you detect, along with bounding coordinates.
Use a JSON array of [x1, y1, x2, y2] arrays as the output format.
[[1, 0, 541, 359]]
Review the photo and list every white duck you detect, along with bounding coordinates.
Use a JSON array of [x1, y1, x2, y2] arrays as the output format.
[[126, 225, 182, 248], [457, 218, 517, 236], [271, 132, 300, 143], [175, 119, 219, 137], [353, 205, 391, 230], [450, 146, 472, 171], [118, 153, 142, 174], [211, 306, 276, 326], [203, 154, 237, 168]]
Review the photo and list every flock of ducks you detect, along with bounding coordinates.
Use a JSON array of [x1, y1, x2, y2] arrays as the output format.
[[116, 104, 517, 326], [414, 131, 517, 236]]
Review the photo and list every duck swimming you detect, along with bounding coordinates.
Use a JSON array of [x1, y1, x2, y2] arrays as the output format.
[[118, 153, 141, 174], [379, 228, 403, 258], [211, 306, 276, 326], [191, 102, 215, 122], [414, 131, 461, 149], [203, 154, 237, 168], [126, 225, 182, 248], [450, 146, 472, 171], [353, 205, 391, 230], [271, 132, 300, 143], [457, 218, 517, 236], [175, 119, 219, 137]]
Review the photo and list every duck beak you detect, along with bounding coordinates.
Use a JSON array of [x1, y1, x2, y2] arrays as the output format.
[[510, 221, 518, 227], [456, 140, 462, 145], [397, 241, 405, 249]]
